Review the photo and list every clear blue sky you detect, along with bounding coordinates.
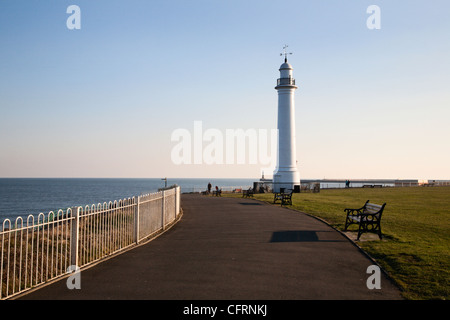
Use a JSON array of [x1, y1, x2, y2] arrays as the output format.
[[1, 0, 449, 180]]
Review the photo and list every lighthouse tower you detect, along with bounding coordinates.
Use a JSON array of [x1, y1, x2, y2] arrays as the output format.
[[273, 46, 300, 193]]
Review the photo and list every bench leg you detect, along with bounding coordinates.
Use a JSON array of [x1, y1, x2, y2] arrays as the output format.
[[356, 223, 364, 241], [356, 231, 362, 241], [344, 215, 351, 231]]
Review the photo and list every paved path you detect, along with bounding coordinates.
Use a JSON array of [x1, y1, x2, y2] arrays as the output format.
[[19, 194, 402, 300]]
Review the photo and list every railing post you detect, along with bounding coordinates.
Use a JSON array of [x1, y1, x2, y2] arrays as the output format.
[[174, 187, 178, 217], [70, 206, 80, 268], [162, 190, 166, 230], [134, 196, 140, 244], [176, 186, 180, 216]]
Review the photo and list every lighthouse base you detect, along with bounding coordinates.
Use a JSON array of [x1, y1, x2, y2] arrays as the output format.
[[273, 169, 300, 193]]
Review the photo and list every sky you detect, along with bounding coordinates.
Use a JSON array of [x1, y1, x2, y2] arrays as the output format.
[[0, 0, 449, 180]]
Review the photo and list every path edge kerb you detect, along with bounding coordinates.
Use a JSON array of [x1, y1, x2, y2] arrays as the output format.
[[238, 196, 405, 296]]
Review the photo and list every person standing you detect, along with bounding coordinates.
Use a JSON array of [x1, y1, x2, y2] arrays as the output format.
[[207, 182, 212, 194]]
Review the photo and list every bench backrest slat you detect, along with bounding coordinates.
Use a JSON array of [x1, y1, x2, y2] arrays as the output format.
[[366, 203, 382, 210], [363, 202, 386, 216]]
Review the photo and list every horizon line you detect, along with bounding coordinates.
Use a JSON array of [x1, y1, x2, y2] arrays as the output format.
[[0, 177, 449, 181]]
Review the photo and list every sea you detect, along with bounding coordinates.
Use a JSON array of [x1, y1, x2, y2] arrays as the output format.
[[0, 178, 255, 222]]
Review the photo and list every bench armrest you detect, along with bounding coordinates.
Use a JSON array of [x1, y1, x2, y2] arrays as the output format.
[[344, 208, 364, 215], [344, 200, 370, 215]]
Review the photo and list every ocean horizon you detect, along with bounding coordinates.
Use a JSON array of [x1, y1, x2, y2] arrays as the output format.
[[0, 177, 256, 222], [0, 177, 430, 222]]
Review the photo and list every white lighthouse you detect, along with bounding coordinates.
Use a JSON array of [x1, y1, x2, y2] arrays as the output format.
[[273, 46, 300, 193]]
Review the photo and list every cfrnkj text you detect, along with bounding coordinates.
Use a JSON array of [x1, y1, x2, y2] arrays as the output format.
[[183, 304, 267, 318]]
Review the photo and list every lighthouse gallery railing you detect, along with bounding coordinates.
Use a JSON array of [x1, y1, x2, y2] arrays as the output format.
[[277, 77, 296, 85]]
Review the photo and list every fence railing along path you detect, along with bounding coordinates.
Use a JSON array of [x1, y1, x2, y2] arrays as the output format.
[[0, 186, 181, 299]]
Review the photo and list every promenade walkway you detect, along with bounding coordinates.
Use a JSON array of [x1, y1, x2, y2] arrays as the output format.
[[19, 194, 402, 300]]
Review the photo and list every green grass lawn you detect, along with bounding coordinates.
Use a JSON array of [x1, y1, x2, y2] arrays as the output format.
[[226, 186, 450, 300]]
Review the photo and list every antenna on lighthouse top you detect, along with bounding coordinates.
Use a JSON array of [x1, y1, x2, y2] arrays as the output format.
[[280, 44, 292, 63]]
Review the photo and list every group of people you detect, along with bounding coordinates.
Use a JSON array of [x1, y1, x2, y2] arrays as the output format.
[[207, 182, 221, 196]]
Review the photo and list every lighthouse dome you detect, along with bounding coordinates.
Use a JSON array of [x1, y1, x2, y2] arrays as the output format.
[[279, 62, 293, 70]]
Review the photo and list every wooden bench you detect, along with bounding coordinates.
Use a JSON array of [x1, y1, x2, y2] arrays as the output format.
[[242, 188, 254, 198], [213, 189, 222, 197], [273, 192, 283, 203], [273, 190, 293, 206], [344, 200, 386, 240], [281, 192, 293, 205]]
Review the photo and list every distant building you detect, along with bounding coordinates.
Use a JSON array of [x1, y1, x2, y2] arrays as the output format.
[[394, 180, 419, 187], [426, 180, 450, 186]]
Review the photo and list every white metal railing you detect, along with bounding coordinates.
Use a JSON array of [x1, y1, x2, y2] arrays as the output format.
[[0, 186, 181, 300]]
